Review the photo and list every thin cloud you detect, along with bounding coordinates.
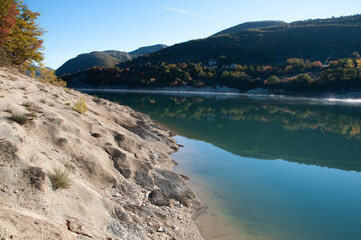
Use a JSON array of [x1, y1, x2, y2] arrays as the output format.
[[161, 6, 217, 22]]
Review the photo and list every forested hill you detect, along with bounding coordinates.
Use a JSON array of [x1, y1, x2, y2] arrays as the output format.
[[290, 14, 361, 27], [212, 20, 286, 36], [130, 44, 168, 57], [55, 51, 131, 77], [118, 14, 361, 68], [55, 44, 168, 76], [62, 14, 361, 93]]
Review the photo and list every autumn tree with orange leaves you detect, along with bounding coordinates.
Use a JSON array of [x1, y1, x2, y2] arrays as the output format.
[[0, 0, 44, 66]]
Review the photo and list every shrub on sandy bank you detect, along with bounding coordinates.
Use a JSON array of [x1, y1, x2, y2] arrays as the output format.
[[73, 97, 88, 114], [48, 167, 72, 190], [10, 112, 28, 125]]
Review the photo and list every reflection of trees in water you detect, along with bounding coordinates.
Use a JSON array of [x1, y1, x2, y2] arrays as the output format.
[[136, 95, 361, 139], [95, 92, 361, 171]]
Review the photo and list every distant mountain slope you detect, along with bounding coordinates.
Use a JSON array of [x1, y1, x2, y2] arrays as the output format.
[[56, 44, 167, 77], [213, 20, 287, 36], [62, 14, 361, 92], [290, 14, 361, 27], [119, 15, 361, 67], [130, 44, 168, 56], [55, 51, 131, 77]]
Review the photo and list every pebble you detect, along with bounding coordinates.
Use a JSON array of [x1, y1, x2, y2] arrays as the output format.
[[157, 226, 164, 232], [111, 193, 122, 198], [1, 186, 9, 193]]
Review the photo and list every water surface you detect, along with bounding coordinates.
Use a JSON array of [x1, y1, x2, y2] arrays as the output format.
[[91, 91, 361, 240]]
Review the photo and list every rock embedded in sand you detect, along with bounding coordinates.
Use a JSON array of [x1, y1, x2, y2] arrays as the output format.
[[157, 226, 165, 232], [148, 189, 170, 207], [90, 132, 102, 138], [154, 169, 195, 207], [134, 167, 154, 190], [104, 146, 132, 178], [0, 140, 19, 162], [56, 137, 68, 147], [47, 117, 64, 127], [108, 220, 127, 238], [114, 207, 129, 222], [24, 167, 46, 190]]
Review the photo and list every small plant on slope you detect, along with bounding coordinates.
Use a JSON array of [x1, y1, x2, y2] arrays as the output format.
[[73, 97, 88, 114], [48, 167, 72, 190], [10, 112, 28, 125]]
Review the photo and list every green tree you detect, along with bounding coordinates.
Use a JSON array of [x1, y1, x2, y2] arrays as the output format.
[[247, 65, 254, 73], [288, 74, 314, 90], [356, 59, 361, 70], [286, 58, 306, 70], [147, 77, 156, 85], [265, 75, 280, 85], [294, 74, 314, 84], [29, 64, 67, 87], [221, 70, 230, 78], [350, 52, 360, 59], [345, 59, 355, 69]]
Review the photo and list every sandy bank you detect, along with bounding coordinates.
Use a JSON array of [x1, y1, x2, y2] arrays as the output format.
[[0, 68, 203, 240]]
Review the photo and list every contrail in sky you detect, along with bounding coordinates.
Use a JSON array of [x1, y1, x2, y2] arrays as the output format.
[[161, 6, 217, 22]]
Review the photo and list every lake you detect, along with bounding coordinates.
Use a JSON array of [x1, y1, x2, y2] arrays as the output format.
[[89, 91, 361, 240]]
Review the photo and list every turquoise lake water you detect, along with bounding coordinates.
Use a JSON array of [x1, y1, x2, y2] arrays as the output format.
[[90, 91, 361, 240]]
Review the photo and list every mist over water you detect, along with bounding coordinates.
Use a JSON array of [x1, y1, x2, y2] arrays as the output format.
[[91, 91, 361, 240]]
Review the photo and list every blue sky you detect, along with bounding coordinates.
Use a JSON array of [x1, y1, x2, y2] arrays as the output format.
[[27, 0, 361, 69]]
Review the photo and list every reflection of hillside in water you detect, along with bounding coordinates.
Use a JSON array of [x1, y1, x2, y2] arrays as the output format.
[[95, 92, 361, 172]]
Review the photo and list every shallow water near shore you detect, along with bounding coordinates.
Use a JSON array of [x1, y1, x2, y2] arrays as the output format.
[[89, 91, 361, 240], [172, 136, 361, 240]]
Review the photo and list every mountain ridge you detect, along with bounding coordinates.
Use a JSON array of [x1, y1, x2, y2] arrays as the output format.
[[118, 15, 361, 68], [62, 14, 361, 93], [55, 44, 168, 77], [212, 20, 287, 36], [130, 44, 168, 56]]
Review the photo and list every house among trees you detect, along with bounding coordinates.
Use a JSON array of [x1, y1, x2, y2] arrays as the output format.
[[208, 60, 217, 66], [208, 60, 218, 69]]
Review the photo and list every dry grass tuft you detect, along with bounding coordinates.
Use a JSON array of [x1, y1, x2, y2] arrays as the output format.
[[23, 102, 32, 108], [48, 167, 72, 190], [10, 112, 28, 125], [73, 97, 88, 114]]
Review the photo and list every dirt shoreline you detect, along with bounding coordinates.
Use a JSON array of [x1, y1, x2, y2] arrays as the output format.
[[0, 68, 203, 240]]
